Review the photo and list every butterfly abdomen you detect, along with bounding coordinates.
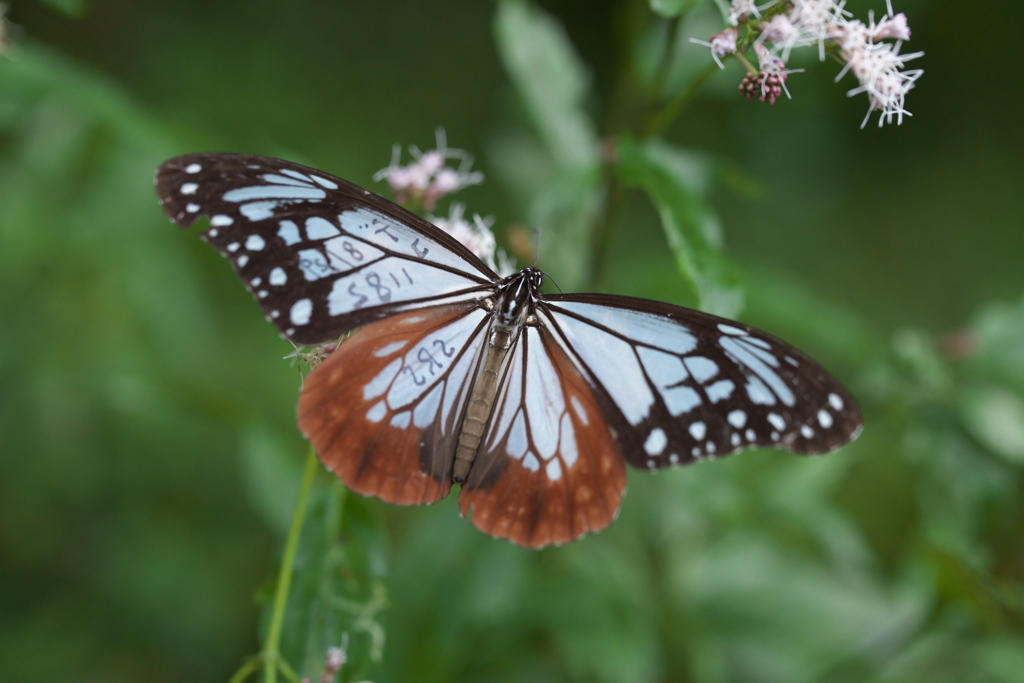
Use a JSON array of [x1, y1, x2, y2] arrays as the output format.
[[453, 351, 503, 482]]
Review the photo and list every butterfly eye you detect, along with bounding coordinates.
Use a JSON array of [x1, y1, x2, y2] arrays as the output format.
[[157, 153, 862, 548]]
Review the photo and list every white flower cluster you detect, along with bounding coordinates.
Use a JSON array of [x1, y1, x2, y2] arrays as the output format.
[[694, 0, 923, 127], [373, 128, 484, 210], [429, 204, 516, 277]]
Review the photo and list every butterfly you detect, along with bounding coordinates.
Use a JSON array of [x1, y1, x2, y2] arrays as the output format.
[[156, 152, 863, 548]]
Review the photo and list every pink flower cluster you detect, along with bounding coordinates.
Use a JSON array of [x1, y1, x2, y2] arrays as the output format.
[[373, 129, 484, 210], [694, 0, 923, 127]]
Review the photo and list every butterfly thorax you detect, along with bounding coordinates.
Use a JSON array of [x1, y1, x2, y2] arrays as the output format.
[[489, 268, 543, 347], [453, 268, 543, 483]]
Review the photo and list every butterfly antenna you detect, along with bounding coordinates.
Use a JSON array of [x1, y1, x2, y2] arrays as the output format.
[[545, 272, 565, 294]]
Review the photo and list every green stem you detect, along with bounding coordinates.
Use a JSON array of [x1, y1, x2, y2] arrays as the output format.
[[642, 61, 720, 139], [227, 656, 261, 683], [649, 17, 682, 107], [263, 448, 319, 683], [587, 176, 627, 291]]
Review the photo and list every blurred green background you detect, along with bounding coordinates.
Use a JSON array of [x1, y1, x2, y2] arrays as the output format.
[[3, 1, 1023, 682]]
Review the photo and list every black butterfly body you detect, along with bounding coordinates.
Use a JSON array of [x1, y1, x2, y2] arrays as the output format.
[[156, 153, 862, 547]]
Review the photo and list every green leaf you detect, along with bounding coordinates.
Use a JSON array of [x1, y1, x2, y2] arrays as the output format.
[[968, 294, 1024, 392], [960, 386, 1024, 466], [239, 426, 306, 536], [494, 0, 600, 171], [615, 135, 742, 316], [531, 167, 604, 292], [272, 480, 389, 682], [648, 0, 704, 18], [38, 0, 88, 18]]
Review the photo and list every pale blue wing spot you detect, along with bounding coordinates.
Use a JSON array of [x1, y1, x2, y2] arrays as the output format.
[[269, 267, 287, 286], [326, 258, 483, 317], [735, 337, 780, 367], [278, 168, 314, 183], [278, 220, 301, 246], [290, 298, 312, 325], [242, 201, 279, 221], [366, 400, 387, 423], [706, 379, 735, 403], [524, 327, 564, 459], [507, 412, 528, 459], [554, 302, 698, 354], [413, 384, 443, 429], [523, 451, 540, 472], [363, 358, 402, 400], [684, 356, 719, 383], [545, 459, 562, 481], [312, 175, 339, 190], [721, 336, 795, 406], [570, 396, 589, 425], [305, 216, 341, 240], [224, 185, 326, 202], [637, 347, 688, 387], [745, 376, 776, 405], [644, 428, 668, 456], [259, 173, 313, 187], [297, 248, 338, 281], [663, 385, 701, 416], [744, 336, 772, 350], [689, 421, 707, 440], [322, 235, 385, 263], [559, 413, 578, 468], [374, 341, 407, 358]]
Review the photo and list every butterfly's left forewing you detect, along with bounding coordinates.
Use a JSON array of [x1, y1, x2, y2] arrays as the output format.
[[540, 294, 862, 471], [156, 153, 498, 345]]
